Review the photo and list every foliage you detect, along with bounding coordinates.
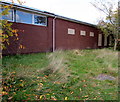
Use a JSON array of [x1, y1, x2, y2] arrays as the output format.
[[0, 0, 25, 55], [91, 0, 119, 50], [2, 49, 118, 101], [1, 20, 18, 49], [0, 4, 14, 49]]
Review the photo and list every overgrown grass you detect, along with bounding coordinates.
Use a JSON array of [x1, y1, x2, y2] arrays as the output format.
[[2, 49, 118, 101]]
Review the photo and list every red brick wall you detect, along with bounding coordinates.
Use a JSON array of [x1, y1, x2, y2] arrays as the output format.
[[3, 17, 103, 55], [55, 19, 99, 50], [3, 17, 53, 54]]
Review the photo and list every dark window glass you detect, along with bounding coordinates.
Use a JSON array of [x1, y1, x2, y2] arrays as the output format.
[[34, 15, 47, 25]]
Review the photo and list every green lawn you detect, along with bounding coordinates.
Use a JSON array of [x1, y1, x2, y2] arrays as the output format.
[[2, 49, 118, 101]]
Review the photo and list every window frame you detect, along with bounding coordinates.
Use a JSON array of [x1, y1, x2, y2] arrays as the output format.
[[33, 14, 47, 26], [90, 32, 94, 37], [1, 8, 14, 22], [15, 9, 33, 24], [68, 28, 75, 35], [80, 30, 86, 36], [15, 9, 47, 26], [98, 34, 102, 46]]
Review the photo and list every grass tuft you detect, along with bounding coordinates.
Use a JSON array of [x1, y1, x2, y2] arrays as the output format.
[[2, 49, 119, 100], [39, 50, 70, 83]]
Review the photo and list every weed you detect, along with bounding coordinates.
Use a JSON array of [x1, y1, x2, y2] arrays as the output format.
[[2, 49, 119, 101], [39, 50, 70, 83]]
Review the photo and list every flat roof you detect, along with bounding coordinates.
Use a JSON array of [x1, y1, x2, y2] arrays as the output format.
[[1, 1, 97, 28]]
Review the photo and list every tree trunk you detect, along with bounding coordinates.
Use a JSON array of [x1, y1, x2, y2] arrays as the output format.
[[113, 39, 117, 51]]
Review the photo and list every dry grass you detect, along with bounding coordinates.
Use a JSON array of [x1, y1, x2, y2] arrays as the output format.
[[94, 49, 118, 60], [2, 48, 118, 100], [39, 50, 70, 83], [73, 49, 84, 56], [94, 49, 118, 69]]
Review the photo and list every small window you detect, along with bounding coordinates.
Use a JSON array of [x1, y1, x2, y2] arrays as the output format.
[[1, 8, 14, 21], [104, 35, 107, 46], [16, 10, 33, 24], [68, 28, 75, 35], [80, 30, 86, 36], [98, 34, 102, 46], [34, 14, 47, 26], [90, 32, 94, 37]]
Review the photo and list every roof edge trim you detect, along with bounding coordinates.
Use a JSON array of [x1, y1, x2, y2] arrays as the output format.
[[1, 1, 97, 27]]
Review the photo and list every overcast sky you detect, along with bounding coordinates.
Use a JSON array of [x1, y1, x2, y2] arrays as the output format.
[[3, 0, 118, 24]]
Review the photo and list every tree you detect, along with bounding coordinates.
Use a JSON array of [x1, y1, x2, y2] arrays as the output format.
[[0, 0, 25, 57], [0, 1, 25, 101], [91, 0, 119, 50]]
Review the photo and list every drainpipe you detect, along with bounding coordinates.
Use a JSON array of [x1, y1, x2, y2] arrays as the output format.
[[52, 16, 57, 52]]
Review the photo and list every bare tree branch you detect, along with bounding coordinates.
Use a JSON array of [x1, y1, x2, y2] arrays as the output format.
[[91, 0, 118, 50]]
